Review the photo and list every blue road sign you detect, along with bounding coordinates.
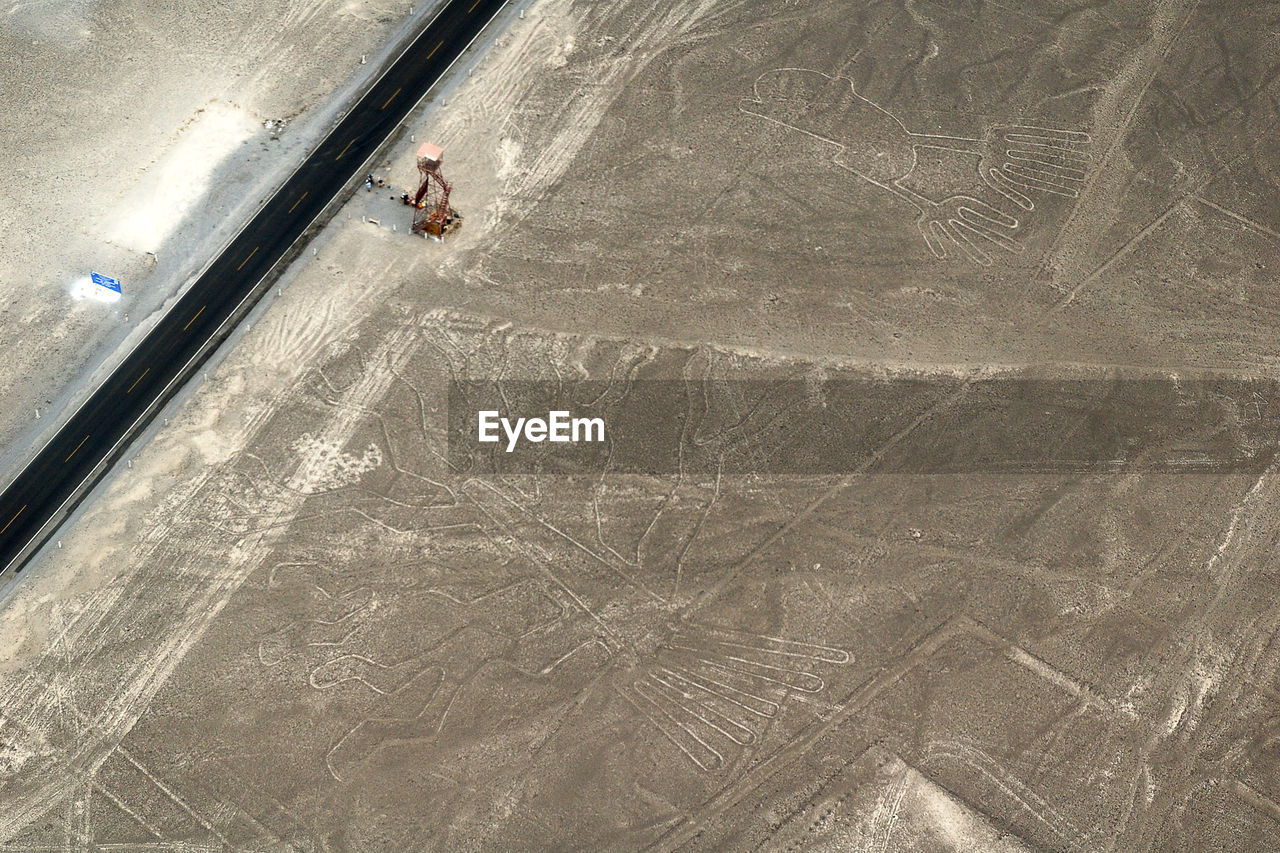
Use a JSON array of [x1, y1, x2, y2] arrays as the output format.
[[90, 272, 122, 294]]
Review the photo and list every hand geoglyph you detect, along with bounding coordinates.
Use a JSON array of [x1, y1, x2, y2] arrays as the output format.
[[739, 68, 1092, 266]]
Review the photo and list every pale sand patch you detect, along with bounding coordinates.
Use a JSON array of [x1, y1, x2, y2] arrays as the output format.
[[102, 102, 259, 255]]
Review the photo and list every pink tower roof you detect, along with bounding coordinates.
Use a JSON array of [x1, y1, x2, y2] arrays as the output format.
[[416, 143, 443, 163]]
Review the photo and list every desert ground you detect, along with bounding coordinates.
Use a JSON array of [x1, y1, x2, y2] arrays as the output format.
[[1, 0, 1280, 849], [0, 0, 434, 476]]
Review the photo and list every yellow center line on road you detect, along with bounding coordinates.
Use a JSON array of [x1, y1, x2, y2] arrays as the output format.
[[236, 247, 259, 271], [336, 139, 355, 161], [288, 191, 309, 213], [126, 367, 150, 394], [65, 435, 89, 463], [468, 0, 482, 12], [183, 305, 206, 331], [0, 505, 24, 536], [427, 39, 443, 60], [381, 88, 401, 110]]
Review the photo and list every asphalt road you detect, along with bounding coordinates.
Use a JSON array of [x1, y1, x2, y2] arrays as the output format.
[[0, 0, 509, 575]]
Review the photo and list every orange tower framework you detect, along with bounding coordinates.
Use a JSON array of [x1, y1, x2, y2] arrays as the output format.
[[410, 143, 459, 237]]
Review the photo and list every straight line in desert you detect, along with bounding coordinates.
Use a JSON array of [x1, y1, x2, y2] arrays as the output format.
[[1037, 0, 1199, 292], [688, 382, 973, 614], [1045, 138, 1268, 313]]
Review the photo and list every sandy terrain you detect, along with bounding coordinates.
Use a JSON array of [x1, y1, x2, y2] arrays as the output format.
[[1, 0, 1279, 849], [0, 0, 445, 480]]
